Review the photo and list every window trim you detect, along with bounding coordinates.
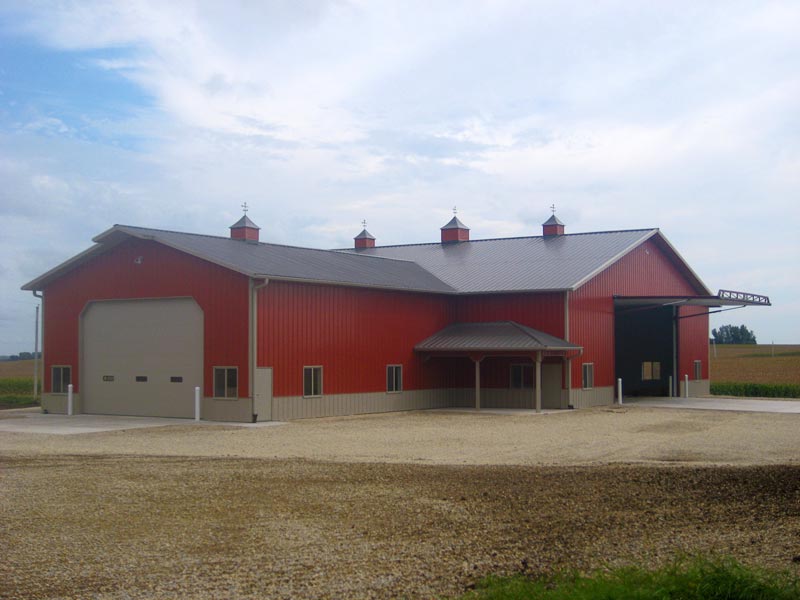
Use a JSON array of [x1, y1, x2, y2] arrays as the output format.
[[641, 361, 661, 381], [509, 363, 533, 389], [213, 366, 239, 400], [303, 365, 323, 398], [386, 364, 402, 393], [51, 365, 72, 394], [693, 359, 703, 381], [581, 363, 594, 390]]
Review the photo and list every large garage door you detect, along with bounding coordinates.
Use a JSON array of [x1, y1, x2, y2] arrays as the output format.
[[82, 298, 204, 418]]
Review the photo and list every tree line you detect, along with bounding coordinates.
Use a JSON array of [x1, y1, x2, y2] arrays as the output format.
[[0, 352, 42, 362], [711, 324, 757, 345]]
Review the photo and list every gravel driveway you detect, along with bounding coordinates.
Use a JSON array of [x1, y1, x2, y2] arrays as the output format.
[[1, 405, 799, 466], [2, 406, 799, 599]]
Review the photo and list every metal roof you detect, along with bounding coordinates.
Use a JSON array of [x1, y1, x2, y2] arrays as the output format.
[[415, 321, 582, 352], [230, 215, 260, 230], [21, 226, 455, 293], [340, 228, 710, 294], [440, 216, 469, 230], [542, 214, 564, 226], [354, 228, 376, 240], [21, 224, 712, 297]]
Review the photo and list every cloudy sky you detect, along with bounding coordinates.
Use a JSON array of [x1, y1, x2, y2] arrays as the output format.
[[1, 0, 798, 354]]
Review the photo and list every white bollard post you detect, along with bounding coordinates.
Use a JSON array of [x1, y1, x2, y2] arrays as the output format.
[[194, 386, 200, 422], [668, 375, 673, 398], [684, 374, 689, 398], [617, 378, 623, 405], [67, 384, 74, 416]]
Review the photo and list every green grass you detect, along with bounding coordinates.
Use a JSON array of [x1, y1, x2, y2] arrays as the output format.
[[455, 556, 799, 600], [0, 394, 38, 408], [740, 351, 800, 358], [0, 377, 37, 395], [711, 382, 800, 399]]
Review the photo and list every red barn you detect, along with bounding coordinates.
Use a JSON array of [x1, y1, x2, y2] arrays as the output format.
[[22, 213, 769, 422]]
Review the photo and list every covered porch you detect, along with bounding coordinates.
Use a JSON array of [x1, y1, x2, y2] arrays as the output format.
[[415, 321, 583, 412]]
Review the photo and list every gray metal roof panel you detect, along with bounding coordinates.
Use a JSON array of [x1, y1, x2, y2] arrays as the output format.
[[542, 215, 565, 226], [415, 321, 581, 352], [113, 226, 455, 293], [441, 216, 469, 230], [342, 229, 660, 293], [354, 228, 376, 240], [230, 215, 260, 229]]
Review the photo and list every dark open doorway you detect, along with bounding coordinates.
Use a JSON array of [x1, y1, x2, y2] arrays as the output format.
[[614, 304, 674, 397]]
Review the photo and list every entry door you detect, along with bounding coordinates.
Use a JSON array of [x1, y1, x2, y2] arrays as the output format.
[[541, 363, 562, 409], [254, 367, 273, 421], [82, 298, 203, 418]]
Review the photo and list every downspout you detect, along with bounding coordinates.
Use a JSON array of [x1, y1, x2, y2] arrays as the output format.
[[564, 291, 571, 409], [32, 291, 42, 405]]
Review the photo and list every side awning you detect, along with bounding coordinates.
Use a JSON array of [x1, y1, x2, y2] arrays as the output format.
[[414, 321, 581, 413], [415, 321, 581, 355], [614, 289, 771, 309]]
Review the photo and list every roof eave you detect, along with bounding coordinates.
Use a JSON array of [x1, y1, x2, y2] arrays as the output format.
[[650, 232, 713, 296], [259, 274, 456, 295], [21, 243, 109, 291], [569, 229, 660, 291]]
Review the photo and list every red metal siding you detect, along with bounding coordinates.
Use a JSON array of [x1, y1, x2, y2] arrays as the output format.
[[678, 305, 709, 380], [455, 292, 564, 337], [43, 238, 250, 397], [570, 238, 707, 389], [258, 281, 458, 396], [441, 228, 469, 243], [231, 227, 259, 242]]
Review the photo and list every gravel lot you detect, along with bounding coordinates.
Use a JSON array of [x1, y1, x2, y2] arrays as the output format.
[[1, 405, 799, 465], [2, 406, 799, 599]]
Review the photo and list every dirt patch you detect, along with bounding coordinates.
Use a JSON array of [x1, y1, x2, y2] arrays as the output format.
[[1, 456, 798, 600], [635, 419, 711, 435]]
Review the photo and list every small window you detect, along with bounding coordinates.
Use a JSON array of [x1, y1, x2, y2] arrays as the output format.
[[303, 366, 323, 397], [387, 365, 402, 393], [135, 376, 148, 383], [170, 376, 183, 383], [642, 361, 661, 381], [581, 363, 594, 389], [52, 366, 72, 393], [102, 375, 115, 382], [510, 364, 533, 389], [694, 360, 702, 381], [214, 367, 238, 398]]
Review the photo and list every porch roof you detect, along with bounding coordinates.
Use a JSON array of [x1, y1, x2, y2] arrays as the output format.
[[414, 321, 581, 353]]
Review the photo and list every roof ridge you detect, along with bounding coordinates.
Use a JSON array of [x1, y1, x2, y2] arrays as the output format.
[[113, 224, 426, 266], [353, 228, 657, 249], [508, 320, 544, 344]]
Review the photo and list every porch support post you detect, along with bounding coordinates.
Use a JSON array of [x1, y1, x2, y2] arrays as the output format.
[[535, 351, 542, 413], [474, 357, 482, 410]]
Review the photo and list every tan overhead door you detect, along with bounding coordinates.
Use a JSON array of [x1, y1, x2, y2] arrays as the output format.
[[82, 298, 204, 418]]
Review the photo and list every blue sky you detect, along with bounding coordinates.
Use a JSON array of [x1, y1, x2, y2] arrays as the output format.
[[1, 0, 799, 354]]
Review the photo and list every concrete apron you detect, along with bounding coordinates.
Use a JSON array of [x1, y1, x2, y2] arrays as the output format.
[[625, 397, 800, 414], [0, 408, 286, 435]]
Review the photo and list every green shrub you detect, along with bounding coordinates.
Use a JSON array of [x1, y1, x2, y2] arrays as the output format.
[[0, 377, 36, 395], [456, 556, 799, 600], [0, 395, 39, 407], [711, 381, 800, 399]]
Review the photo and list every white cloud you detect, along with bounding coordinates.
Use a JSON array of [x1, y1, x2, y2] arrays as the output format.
[[1, 0, 799, 350]]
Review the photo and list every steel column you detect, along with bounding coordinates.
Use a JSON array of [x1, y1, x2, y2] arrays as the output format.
[[535, 351, 542, 413]]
